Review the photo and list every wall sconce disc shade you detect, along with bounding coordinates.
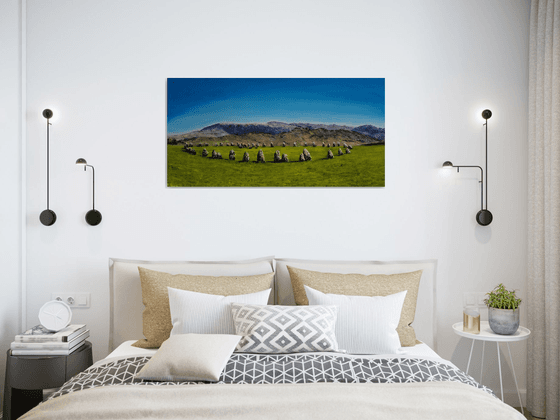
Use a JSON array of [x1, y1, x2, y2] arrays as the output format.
[[476, 209, 493, 226], [442, 161, 453, 168], [75, 158, 87, 165], [40, 209, 57, 226], [42, 109, 53, 119], [85, 209, 102, 226], [482, 109, 492, 120]]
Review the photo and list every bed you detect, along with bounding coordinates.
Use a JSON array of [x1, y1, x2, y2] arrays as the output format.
[[20, 257, 524, 420]]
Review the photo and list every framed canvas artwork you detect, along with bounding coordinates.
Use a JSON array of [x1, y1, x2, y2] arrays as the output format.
[[167, 78, 384, 187]]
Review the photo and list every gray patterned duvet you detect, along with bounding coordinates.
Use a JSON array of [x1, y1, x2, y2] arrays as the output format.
[[49, 353, 493, 400]]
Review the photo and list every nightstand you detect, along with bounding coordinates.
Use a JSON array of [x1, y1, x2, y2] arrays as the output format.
[[452, 322, 530, 414], [3, 341, 93, 420]]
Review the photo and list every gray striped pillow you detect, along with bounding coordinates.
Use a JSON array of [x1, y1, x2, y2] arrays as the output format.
[[168, 287, 271, 336]]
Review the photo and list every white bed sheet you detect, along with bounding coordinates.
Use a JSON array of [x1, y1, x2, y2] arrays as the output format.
[[106, 339, 444, 362]]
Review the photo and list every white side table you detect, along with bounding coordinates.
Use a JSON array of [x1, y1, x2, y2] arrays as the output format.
[[452, 321, 530, 413]]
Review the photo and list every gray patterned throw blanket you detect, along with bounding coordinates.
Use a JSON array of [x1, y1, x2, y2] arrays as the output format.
[[22, 353, 526, 420], [49, 353, 493, 399]]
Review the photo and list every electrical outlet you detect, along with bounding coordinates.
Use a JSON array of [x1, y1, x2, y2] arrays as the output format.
[[51, 293, 90, 308]]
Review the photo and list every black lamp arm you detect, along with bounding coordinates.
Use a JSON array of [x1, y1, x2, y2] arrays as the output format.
[[453, 165, 484, 211]]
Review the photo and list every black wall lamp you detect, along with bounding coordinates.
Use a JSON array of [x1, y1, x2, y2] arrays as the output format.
[[76, 158, 102, 226], [40, 109, 57, 226], [443, 109, 493, 226]]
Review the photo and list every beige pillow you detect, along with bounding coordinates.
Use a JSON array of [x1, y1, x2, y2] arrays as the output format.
[[135, 334, 241, 382], [287, 266, 422, 347], [133, 267, 274, 348]]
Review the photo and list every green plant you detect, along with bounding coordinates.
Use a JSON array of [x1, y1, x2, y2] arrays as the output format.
[[484, 283, 522, 310]]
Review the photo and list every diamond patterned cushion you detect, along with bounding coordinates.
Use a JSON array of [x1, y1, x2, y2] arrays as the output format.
[[231, 304, 339, 353]]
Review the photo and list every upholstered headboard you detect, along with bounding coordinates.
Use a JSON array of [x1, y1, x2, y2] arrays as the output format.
[[108, 256, 275, 352], [274, 258, 438, 351], [109, 257, 437, 352]]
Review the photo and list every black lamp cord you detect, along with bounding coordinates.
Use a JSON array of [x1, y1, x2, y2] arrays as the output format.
[[484, 118, 488, 211], [46, 118, 51, 210]]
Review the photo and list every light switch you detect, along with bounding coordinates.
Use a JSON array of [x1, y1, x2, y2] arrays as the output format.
[[77, 295, 87, 306]]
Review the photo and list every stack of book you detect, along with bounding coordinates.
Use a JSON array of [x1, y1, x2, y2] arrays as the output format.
[[11, 324, 89, 356]]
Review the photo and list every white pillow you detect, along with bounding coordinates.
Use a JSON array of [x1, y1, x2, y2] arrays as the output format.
[[168, 287, 271, 336], [304, 285, 406, 354], [135, 334, 241, 382]]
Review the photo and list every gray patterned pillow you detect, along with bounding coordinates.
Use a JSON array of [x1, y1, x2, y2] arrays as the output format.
[[231, 304, 339, 353]]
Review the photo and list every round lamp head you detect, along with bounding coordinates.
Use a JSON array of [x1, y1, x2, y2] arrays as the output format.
[[75, 158, 87, 165], [85, 209, 102, 226], [40, 209, 57, 226], [482, 109, 492, 120], [442, 161, 454, 168], [42, 109, 53, 119], [476, 209, 493, 226]]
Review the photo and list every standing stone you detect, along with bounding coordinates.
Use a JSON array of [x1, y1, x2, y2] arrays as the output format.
[[212, 150, 217, 159], [274, 150, 281, 162], [304, 142, 308, 147], [229, 150, 236, 160], [327, 150, 334, 159], [257, 149, 265, 163], [338, 148, 343, 156], [303, 148, 312, 161], [337, 142, 341, 147], [322, 142, 326, 147], [202, 148, 208, 157], [242, 152, 250, 162], [299, 153, 306, 162], [282, 141, 286, 147], [345, 147, 351, 154], [216, 152, 222, 159], [293, 142, 297, 147], [349, 145, 353, 150], [281, 153, 289, 162], [312, 141, 316, 147], [270, 142, 274, 147]]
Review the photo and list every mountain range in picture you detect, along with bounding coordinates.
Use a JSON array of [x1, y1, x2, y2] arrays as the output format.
[[169, 121, 385, 143]]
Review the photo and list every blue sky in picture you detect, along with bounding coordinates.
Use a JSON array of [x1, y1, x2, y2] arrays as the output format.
[[167, 78, 385, 134]]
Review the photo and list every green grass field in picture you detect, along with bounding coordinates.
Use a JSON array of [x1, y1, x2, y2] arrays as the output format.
[[167, 144, 385, 187], [167, 78, 385, 187]]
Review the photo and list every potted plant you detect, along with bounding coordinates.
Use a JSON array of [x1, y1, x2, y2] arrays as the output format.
[[484, 283, 521, 335]]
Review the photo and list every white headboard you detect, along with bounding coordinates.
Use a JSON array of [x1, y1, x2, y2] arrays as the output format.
[[108, 256, 275, 352], [109, 257, 437, 353]]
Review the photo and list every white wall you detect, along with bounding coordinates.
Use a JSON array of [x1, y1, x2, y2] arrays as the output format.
[[0, 0, 23, 408], [21, 0, 530, 406]]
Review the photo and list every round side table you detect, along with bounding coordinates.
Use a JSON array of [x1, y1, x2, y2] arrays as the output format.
[[452, 322, 530, 413], [3, 341, 93, 420]]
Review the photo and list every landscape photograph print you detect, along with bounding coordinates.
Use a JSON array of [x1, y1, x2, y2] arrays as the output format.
[[167, 78, 385, 187]]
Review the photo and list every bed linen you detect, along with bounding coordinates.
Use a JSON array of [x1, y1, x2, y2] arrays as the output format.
[[20, 340, 524, 420], [21, 381, 523, 420]]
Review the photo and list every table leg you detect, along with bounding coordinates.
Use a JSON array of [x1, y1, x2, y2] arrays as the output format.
[[480, 340, 485, 384], [497, 342, 503, 402], [507, 343, 524, 414], [466, 339, 475, 374]]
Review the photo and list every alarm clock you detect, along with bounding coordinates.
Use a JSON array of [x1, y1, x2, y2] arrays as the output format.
[[38, 300, 73, 331]]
